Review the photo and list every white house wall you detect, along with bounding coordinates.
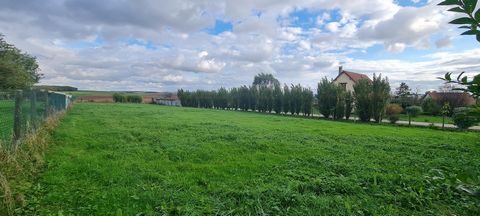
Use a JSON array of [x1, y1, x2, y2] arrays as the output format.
[[333, 74, 355, 92]]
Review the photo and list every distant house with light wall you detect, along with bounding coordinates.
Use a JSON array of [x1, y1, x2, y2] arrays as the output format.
[[332, 66, 371, 92], [154, 94, 181, 106]]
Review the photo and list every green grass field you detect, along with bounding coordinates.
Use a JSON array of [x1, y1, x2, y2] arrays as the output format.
[[22, 103, 480, 215], [0, 100, 15, 142], [0, 100, 48, 143]]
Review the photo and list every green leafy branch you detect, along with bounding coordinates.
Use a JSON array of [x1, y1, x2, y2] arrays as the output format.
[[439, 72, 480, 98], [438, 0, 480, 42]]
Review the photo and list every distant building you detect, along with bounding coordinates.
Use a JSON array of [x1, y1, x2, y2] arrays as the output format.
[[333, 66, 371, 92], [154, 95, 181, 106], [423, 91, 476, 107]]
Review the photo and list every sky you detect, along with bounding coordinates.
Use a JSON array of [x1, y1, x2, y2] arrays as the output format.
[[0, 0, 479, 93]]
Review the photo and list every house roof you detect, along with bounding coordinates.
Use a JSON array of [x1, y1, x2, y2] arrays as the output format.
[[333, 70, 371, 82], [424, 91, 476, 106]]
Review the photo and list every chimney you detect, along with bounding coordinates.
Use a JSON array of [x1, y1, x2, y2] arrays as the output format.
[[338, 66, 343, 75]]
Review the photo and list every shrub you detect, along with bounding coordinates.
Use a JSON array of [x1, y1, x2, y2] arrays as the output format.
[[452, 107, 477, 129], [113, 93, 127, 103], [405, 106, 422, 117], [126, 95, 143, 103], [388, 115, 400, 124], [386, 104, 403, 116], [421, 97, 440, 115], [386, 104, 403, 123]]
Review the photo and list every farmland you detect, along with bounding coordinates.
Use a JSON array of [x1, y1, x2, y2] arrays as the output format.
[[64, 90, 169, 103], [22, 103, 480, 215]]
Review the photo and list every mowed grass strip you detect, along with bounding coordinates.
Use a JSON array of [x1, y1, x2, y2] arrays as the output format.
[[24, 103, 479, 215]]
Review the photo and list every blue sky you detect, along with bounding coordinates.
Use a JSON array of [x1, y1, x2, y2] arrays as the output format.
[[0, 0, 479, 92]]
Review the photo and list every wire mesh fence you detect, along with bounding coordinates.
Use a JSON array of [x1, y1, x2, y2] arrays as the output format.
[[0, 89, 73, 149]]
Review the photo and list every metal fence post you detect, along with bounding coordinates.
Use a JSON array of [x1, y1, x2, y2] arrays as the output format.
[[30, 89, 37, 131], [13, 90, 23, 145]]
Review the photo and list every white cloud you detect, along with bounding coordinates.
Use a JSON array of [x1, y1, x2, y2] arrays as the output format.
[[326, 22, 340, 32], [358, 2, 452, 51], [386, 43, 406, 53]]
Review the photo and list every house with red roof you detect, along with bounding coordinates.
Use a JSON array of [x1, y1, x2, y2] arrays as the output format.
[[423, 91, 476, 107], [333, 66, 371, 92]]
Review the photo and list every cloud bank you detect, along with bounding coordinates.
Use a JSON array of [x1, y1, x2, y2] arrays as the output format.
[[0, 0, 479, 92]]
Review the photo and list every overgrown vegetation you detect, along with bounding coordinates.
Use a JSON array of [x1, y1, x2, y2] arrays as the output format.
[[0, 114, 62, 215], [20, 103, 480, 215]]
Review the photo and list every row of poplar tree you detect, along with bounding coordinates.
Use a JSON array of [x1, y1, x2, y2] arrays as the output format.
[[316, 74, 390, 122], [177, 73, 391, 122], [177, 73, 314, 116]]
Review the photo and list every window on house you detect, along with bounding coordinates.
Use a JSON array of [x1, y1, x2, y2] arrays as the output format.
[[340, 83, 347, 90]]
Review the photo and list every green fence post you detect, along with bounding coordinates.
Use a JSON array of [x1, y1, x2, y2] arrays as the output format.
[[30, 89, 37, 131], [13, 90, 23, 145]]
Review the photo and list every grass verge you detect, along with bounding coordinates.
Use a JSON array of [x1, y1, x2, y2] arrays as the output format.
[[0, 113, 64, 215]]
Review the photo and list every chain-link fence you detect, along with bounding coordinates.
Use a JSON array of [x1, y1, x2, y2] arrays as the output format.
[[0, 89, 73, 149]]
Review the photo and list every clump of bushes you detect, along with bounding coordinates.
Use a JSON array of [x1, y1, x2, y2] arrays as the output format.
[[406, 106, 423, 117], [126, 95, 143, 103], [113, 93, 127, 103], [386, 103, 403, 123], [452, 107, 477, 129], [421, 97, 440, 115], [113, 93, 143, 103]]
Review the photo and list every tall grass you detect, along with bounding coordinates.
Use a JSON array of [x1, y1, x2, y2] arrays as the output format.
[[0, 113, 63, 215]]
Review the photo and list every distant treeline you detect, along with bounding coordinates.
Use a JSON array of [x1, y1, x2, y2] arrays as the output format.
[[33, 85, 78, 91], [178, 73, 314, 116]]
